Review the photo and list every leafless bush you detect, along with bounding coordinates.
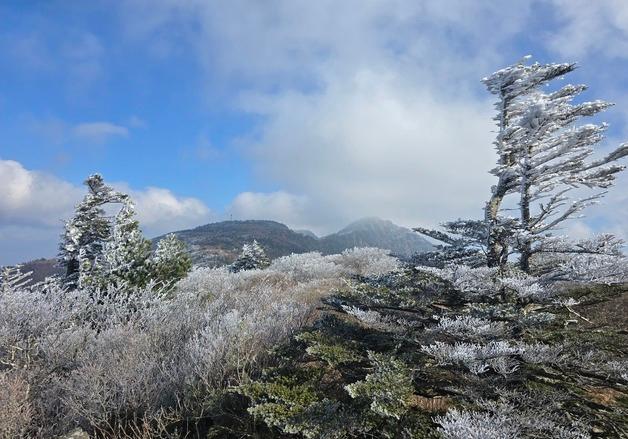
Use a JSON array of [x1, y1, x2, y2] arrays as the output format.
[[269, 252, 341, 282], [0, 371, 32, 439], [330, 247, 400, 277], [0, 250, 400, 437]]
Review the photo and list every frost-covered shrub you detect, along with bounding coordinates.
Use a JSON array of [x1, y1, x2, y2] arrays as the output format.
[[436, 398, 590, 439], [520, 343, 563, 365], [0, 371, 32, 439], [603, 359, 628, 381], [341, 305, 385, 326], [418, 264, 559, 302], [421, 341, 522, 375], [421, 340, 563, 375], [0, 262, 330, 437], [532, 235, 628, 284], [270, 252, 341, 282], [430, 316, 507, 339], [435, 406, 519, 439], [418, 265, 499, 298], [330, 247, 400, 277]]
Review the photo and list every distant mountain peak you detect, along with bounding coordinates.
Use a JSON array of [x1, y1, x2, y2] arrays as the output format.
[[338, 217, 397, 234], [152, 217, 432, 267], [193, 219, 290, 231], [22, 218, 433, 280], [293, 229, 319, 239], [321, 217, 432, 257]]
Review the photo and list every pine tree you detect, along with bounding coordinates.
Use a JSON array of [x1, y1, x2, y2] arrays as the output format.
[[416, 58, 628, 276], [479, 58, 577, 268], [58, 174, 127, 288], [482, 57, 628, 271], [59, 174, 193, 290], [97, 199, 153, 288], [229, 240, 270, 272], [151, 233, 192, 289]]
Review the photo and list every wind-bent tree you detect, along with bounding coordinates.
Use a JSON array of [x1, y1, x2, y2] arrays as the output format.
[[481, 58, 577, 268], [416, 57, 628, 274], [483, 57, 628, 271], [59, 174, 192, 289], [58, 174, 127, 288]]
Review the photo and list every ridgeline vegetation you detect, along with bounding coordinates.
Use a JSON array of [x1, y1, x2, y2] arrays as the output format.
[[1, 58, 627, 438]]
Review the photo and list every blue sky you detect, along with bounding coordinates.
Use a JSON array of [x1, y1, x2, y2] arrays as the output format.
[[1, 0, 628, 264]]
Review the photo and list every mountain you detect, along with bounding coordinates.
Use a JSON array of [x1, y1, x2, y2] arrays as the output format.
[[16, 218, 432, 278], [156, 220, 319, 266], [19, 258, 62, 285], [318, 217, 433, 257], [157, 218, 432, 266], [293, 229, 319, 239]]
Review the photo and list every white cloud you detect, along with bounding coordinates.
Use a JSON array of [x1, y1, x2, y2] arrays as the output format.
[[122, 186, 212, 236], [30, 118, 131, 145], [240, 69, 496, 231], [548, 0, 628, 59], [0, 159, 83, 227], [0, 159, 211, 264], [117, 0, 534, 232], [72, 122, 129, 143], [227, 191, 314, 231]]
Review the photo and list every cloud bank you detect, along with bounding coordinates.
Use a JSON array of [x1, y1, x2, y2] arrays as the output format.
[[2, 0, 628, 263], [117, 0, 535, 232]]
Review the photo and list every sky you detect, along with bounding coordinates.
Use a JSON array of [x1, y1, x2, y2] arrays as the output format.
[[1, 0, 628, 265]]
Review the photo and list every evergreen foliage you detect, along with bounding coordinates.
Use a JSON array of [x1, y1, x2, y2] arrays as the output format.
[[416, 57, 628, 275], [239, 266, 627, 438], [58, 174, 192, 290], [151, 233, 193, 288], [229, 240, 271, 272], [93, 199, 153, 288], [58, 174, 127, 288]]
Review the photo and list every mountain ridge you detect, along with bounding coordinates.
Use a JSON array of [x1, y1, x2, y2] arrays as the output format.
[[156, 217, 433, 266], [13, 218, 433, 279]]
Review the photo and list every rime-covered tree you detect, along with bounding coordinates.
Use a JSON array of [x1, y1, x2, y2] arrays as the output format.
[[59, 175, 192, 290], [58, 174, 127, 288], [96, 199, 153, 288], [482, 57, 628, 271], [416, 58, 628, 275], [151, 233, 192, 288], [0, 265, 31, 294], [413, 219, 490, 268], [480, 58, 577, 268], [229, 240, 270, 272]]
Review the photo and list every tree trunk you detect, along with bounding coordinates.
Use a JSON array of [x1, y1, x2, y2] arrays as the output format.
[[519, 160, 532, 273], [485, 173, 512, 269], [485, 89, 512, 269], [519, 199, 531, 272]]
